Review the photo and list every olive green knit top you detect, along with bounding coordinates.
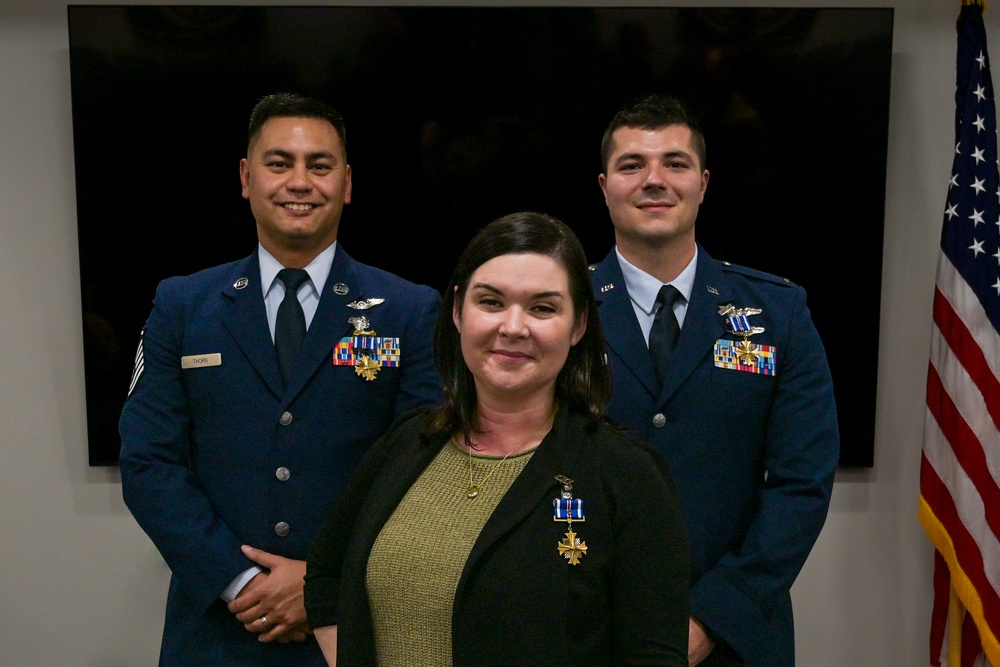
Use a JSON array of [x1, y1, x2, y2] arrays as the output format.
[[365, 439, 536, 667]]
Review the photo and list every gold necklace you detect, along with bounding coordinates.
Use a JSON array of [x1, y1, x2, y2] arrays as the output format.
[[466, 445, 521, 500], [465, 407, 556, 500]]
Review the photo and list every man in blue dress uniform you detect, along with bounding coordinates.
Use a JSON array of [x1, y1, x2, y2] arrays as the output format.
[[590, 94, 839, 666], [119, 93, 442, 665]]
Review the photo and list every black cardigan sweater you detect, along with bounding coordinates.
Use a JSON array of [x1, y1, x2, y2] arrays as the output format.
[[305, 406, 690, 666]]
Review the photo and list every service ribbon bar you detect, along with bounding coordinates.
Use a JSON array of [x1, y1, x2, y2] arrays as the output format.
[[728, 314, 752, 333], [713, 339, 778, 376], [333, 336, 401, 367], [553, 498, 585, 521]]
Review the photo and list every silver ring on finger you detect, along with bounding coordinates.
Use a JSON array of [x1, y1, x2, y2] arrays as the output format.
[[259, 615, 269, 629]]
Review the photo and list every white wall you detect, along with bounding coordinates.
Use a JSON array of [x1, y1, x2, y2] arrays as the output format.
[[0, 0, 960, 664]]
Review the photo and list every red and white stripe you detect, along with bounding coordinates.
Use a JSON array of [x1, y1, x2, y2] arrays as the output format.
[[921, 252, 1000, 666]]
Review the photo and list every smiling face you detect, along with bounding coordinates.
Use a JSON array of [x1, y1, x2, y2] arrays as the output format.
[[598, 124, 709, 258], [453, 253, 587, 408], [240, 116, 352, 266]]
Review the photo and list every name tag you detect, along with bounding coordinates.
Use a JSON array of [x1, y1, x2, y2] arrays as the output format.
[[181, 353, 222, 369]]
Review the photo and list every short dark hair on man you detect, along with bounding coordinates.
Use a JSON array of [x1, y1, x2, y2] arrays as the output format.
[[247, 92, 347, 155], [424, 211, 612, 445], [600, 94, 707, 172]]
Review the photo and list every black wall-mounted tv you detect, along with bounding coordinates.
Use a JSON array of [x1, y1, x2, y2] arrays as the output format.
[[68, 5, 893, 467]]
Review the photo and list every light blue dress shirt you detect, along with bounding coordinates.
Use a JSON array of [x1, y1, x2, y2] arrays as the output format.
[[615, 246, 698, 347], [258, 242, 337, 340]]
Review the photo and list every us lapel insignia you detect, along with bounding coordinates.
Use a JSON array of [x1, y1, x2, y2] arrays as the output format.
[[553, 475, 587, 565], [333, 282, 349, 295], [332, 316, 399, 381], [714, 304, 776, 376], [233, 277, 249, 290]]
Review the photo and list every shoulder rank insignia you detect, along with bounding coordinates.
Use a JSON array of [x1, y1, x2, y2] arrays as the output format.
[[553, 475, 587, 565]]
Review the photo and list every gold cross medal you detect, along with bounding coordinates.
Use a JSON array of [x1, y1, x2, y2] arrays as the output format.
[[553, 475, 587, 565], [714, 304, 777, 376], [331, 314, 400, 381]]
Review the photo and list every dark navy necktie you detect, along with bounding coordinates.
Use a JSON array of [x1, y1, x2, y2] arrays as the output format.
[[274, 268, 310, 385], [648, 284, 682, 385]]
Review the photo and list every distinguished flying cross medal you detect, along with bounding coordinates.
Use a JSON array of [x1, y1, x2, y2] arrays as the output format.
[[713, 304, 777, 376], [553, 475, 587, 565], [331, 302, 400, 381]]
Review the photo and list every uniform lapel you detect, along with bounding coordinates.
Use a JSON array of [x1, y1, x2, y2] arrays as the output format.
[[220, 253, 285, 399], [592, 250, 660, 397], [659, 247, 731, 402]]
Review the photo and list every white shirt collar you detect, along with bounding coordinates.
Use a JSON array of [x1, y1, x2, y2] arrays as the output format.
[[258, 241, 338, 297], [615, 246, 699, 315]]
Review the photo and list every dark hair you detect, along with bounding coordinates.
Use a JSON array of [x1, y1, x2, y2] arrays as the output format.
[[247, 92, 347, 155], [424, 211, 611, 444], [600, 94, 706, 172]]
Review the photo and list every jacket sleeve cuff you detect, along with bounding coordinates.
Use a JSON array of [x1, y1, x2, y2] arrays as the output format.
[[690, 567, 771, 664]]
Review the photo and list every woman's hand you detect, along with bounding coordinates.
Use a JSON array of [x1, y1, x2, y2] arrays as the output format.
[[314, 625, 338, 666]]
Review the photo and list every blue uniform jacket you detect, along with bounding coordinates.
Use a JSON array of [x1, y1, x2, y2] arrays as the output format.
[[591, 246, 839, 666], [119, 246, 442, 666]]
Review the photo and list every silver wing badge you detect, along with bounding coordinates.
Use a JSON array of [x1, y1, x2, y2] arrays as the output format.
[[346, 298, 385, 310]]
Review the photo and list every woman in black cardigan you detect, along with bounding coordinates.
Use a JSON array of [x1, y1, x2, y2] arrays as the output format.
[[305, 212, 690, 666]]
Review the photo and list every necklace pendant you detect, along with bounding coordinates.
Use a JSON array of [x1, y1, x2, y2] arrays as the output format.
[[467, 485, 480, 499]]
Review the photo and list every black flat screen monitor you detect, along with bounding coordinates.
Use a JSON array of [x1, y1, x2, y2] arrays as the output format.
[[68, 6, 893, 466]]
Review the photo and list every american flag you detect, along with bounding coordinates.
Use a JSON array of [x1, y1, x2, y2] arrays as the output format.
[[920, 2, 1000, 666]]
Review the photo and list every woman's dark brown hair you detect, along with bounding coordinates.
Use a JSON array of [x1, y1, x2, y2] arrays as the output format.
[[423, 211, 611, 445]]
